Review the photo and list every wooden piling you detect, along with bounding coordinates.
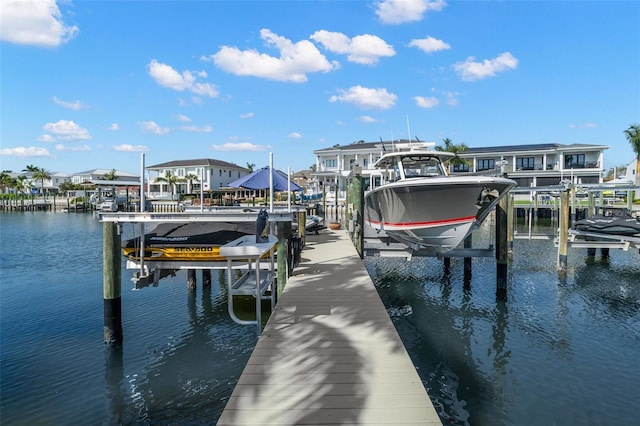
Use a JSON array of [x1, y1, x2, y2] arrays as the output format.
[[507, 193, 514, 254], [347, 168, 364, 258], [463, 234, 472, 285], [202, 269, 211, 288], [557, 189, 569, 271], [103, 222, 122, 344], [495, 196, 508, 300], [187, 269, 196, 290], [276, 220, 292, 298]]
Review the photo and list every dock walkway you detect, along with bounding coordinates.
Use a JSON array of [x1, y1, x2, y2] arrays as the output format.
[[217, 229, 441, 425]]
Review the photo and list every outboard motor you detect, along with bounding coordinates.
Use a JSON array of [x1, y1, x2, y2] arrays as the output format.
[[256, 208, 269, 243]]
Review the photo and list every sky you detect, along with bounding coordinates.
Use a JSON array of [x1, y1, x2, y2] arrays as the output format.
[[1, 0, 639, 177]]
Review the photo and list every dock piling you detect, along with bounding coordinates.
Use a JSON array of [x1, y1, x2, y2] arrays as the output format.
[[495, 195, 509, 300], [103, 222, 123, 344]]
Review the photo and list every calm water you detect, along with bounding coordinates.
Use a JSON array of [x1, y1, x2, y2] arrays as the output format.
[[1, 212, 639, 425]]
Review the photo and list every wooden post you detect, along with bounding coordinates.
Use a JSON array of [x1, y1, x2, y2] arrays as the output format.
[[187, 269, 196, 290], [348, 168, 364, 258], [570, 184, 576, 225], [557, 189, 569, 271], [103, 222, 122, 344], [495, 196, 508, 300], [507, 193, 514, 254], [587, 191, 595, 217], [202, 269, 211, 288], [463, 234, 472, 286], [277, 220, 292, 297], [443, 257, 451, 276]]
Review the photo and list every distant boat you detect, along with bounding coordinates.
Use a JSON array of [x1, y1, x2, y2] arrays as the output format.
[[365, 142, 516, 254], [123, 221, 255, 261]]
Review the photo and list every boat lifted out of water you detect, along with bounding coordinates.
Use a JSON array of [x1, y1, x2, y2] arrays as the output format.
[[122, 221, 255, 261], [365, 142, 516, 254]]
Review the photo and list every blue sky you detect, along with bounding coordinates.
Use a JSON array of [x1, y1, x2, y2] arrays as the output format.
[[1, 0, 638, 176]]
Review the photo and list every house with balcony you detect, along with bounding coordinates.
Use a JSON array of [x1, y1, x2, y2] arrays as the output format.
[[312, 140, 609, 202], [146, 158, 249, 199]]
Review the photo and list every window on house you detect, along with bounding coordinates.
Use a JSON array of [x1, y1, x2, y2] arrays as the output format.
[[564, 154, 585, 168], [219, 170, 222, 176], [477, 159, 495, 171], [326, 159, 337, 168], [453, 163, 470, 172], [516, 157, 535, 170], [229, 171, 231, 177]]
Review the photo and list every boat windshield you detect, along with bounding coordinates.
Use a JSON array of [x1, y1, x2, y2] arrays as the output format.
[[401, 156, 445, 178]]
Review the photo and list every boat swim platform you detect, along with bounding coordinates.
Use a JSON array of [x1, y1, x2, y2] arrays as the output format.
[[217, 229, 442, 426]]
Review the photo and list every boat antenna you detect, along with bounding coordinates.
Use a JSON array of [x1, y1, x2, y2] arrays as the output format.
[[380, 137, 386, 152], [406, 115, 411, 145]]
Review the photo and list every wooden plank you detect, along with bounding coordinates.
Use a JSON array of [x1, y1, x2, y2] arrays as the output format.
[[217, 230, 441, 425]]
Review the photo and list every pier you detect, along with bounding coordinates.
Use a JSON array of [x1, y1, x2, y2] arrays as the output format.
[[217, 229, 441, 425]]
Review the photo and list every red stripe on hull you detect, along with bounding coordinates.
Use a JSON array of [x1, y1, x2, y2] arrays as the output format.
[[367, 215, 476, 228]]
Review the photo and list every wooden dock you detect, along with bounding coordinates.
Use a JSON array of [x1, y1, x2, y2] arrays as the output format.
[[217, 229, 441, 425]]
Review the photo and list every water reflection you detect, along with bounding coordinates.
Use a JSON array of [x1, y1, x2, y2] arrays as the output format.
[[365, 221, 640, 425], [102, 271, 257, 424]]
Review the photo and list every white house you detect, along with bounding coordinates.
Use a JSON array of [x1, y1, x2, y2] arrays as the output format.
[[146, 158, 249, 198]]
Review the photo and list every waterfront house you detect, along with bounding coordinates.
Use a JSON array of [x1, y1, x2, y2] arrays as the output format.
[[312, 140, 609, 202], [146, 158, 249, 199]]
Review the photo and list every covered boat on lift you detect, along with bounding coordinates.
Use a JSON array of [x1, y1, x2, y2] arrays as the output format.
[[123, 221, 255, 261]]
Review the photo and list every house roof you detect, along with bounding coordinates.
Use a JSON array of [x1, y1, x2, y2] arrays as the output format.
[[74, 168, 138, 177], [461, 143, 609, 155], [147, 158, 247, 171]]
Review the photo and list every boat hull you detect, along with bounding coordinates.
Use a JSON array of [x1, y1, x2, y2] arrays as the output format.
[[365, 176, 515, 253]]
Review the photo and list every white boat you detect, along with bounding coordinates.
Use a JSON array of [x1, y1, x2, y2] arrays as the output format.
[[365, 143, 517, 254]]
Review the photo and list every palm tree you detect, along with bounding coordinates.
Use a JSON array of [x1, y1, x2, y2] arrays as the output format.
[[435, 138, 470, 171], [0, 170, 12, 195], [31, 167, 52, 199], [623, 123, 640, 186], [184, 173, 199, 193], [155, 171, 184, 200], [101, 169, 119, 180], [22, 164, 39, 173], [246, 163, 255, 173]]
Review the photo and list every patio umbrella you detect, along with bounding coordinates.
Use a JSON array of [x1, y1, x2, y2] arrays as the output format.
[[228, 166, 303, 192]]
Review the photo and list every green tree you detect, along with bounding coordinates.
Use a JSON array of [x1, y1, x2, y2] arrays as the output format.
[[623, 123, 640, 186], [184, 173, 199, 193], [0, 170, 12, 194], [31, 167, 52, 199], [435, 138, 469, 171], [246, 163, 255, 173], [155, 171, 184, 199], [101, 169, 119, 180], [22, 164, 40, 173]]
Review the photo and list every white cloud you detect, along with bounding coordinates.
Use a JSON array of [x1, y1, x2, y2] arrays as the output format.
[[569, 123, 597, 129], [310, 31, 395, 65], [443, 91, 460, 106], [240, 112, 254, 119], [288, 132, 302, 139], [359, 116, 378, 123], [113, 144, 149, 152], [414, 96, 440, 108], [40, 120, 91, 141], [375, 0, 446, 25], [211, 142, 268, 152], [454, 52, 518, 81], [139, 121, 170, 135], [409, 36, 450, 54], [173, 113, 191, 122], [148, 60, 219, 97], [329, 85, 397, 110], [55, 144, 90, 152], [207, 29, 339, 82], [181, 125, 213, 133], [109, 123, 119, 131], [0, 146, 53, 157], [0, 0, 78, 47], [53, 96, 87, 110]]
